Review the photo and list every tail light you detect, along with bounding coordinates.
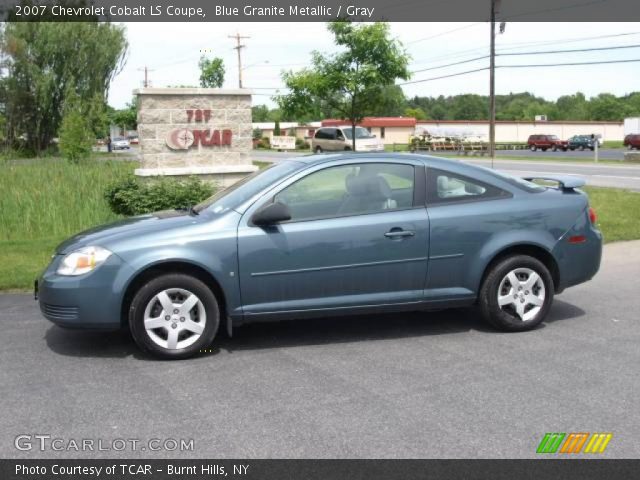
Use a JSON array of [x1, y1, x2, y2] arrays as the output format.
[[588, 207, 597, 225]]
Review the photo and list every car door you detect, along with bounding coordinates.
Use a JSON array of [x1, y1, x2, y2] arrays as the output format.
[[237, 160, 429, 318], [424, 167, 512, 301]]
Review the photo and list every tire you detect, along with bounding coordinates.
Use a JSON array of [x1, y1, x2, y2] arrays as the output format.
[[530, 145, 537, 152], [129, 273, 220, 359], [314, 146, 323, 153], [478, 255, 554, 332], [569, 147, 575, 151]]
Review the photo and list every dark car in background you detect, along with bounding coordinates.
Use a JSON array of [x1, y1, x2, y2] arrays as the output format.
[[36, 154, 602, 359], [624, 134, 640, 150], [568, 135, 596, 151], [527, 134, 569, 152]]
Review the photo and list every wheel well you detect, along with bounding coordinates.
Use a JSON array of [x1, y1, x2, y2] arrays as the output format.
[[480, 244, 561, 294], [120, 261, 228, 326]]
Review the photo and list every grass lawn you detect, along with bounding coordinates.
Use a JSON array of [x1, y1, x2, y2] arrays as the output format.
[[583, 187, 640, 243], [0, 158, 639, 291]]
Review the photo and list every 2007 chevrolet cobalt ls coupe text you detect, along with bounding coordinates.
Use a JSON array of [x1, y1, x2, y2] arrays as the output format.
[[37, 154, 602, 359]]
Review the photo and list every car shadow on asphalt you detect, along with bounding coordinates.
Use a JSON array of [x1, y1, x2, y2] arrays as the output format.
[[43, 299, 585, 360]]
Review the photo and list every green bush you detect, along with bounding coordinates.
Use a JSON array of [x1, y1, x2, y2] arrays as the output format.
[[257, 136, 271, 149], [295, 138, 310, 149], [104, 175, 215, 216], [59, 107, 94, 164]]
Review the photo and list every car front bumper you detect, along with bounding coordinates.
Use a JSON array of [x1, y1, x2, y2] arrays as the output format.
[[37, 253, 134, 330]]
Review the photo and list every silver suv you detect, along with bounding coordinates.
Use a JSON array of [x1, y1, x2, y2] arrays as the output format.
[[312, 126, 384, 153]]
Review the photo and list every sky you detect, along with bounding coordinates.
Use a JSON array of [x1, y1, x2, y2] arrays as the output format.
[[108, 22, 640, 109]]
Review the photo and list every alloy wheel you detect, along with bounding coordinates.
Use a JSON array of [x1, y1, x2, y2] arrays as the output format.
[[143, 288, 206, 350], [497, 268, 546, 322]]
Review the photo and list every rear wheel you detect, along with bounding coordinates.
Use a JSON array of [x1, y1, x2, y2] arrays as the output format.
[[129, 273, 219, 359], [479, 255, 554, 332], [530, 145, 537, 152]]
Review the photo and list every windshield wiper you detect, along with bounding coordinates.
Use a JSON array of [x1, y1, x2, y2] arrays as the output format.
[[177, 205, 199, 216]]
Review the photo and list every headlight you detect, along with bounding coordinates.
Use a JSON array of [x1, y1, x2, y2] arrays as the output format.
[[57, 246, 112, 276]]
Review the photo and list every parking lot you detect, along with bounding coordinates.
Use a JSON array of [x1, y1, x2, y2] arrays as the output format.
[[1, 241, 638, 459]]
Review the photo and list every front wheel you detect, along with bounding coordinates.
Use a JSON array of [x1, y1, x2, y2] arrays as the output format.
[[129, 273, 219, 359], [478, 255, 554, 332], [530, 145, 537, 152]]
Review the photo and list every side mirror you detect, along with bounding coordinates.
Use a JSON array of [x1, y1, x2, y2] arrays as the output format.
[[251, 202, 291, 226]]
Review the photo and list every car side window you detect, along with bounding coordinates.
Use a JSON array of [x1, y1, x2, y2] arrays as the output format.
[[274, 163, 415, 222], [427, 168, 509, 205]]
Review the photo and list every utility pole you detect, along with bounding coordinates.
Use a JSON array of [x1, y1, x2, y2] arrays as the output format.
[[489, 0, 504, 168], [489, 0, 496, 166], [138, 66, 153, 88], [228, 32, 250, 88]]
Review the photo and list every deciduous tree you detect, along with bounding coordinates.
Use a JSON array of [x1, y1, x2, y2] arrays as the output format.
[[0, 15, 127, 153], [277, 21, 410, 150]]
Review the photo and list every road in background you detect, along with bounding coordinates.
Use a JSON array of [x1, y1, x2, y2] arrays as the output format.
[[251, 151, 640, 190], [1, 241, 638, 458]]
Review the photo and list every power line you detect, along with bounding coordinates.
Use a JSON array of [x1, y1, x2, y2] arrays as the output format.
[[401, 57, 640, 85], [410, 30, 640, 68], [409, 42, 640, 76], [498, 58, 640, 68], [500, 43, 640, 57], [399, 67, 490, 85], [411, 55, 489, 74], [407, 22, 484, 45]]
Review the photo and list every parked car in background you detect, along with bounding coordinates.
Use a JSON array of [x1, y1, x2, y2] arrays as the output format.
[[527, 134, 568, 152], [312, 126, 384, 153], [624, 134, 640, 150], [568, 135, 596, 151], [36, 153, 602, 359], [112, 137, 131, 150], [128, 136, 139, 145]]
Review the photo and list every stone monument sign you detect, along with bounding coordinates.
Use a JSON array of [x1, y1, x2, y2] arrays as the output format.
[[134, 87, 257, 187]]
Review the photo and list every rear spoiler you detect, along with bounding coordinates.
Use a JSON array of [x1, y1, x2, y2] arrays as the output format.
[[522, 175, 586, 191]]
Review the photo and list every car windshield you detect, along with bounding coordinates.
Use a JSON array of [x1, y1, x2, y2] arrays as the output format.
[[193, 161, 303, 214], [342, 127, 374, 140]]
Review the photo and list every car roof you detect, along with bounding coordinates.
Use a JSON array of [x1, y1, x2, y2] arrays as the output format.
[[280, 152, 484, 170]]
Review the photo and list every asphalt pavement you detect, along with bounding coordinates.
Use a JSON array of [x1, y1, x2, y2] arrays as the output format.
[[252, 151, 640, 190], [1, 241, 639, 459]]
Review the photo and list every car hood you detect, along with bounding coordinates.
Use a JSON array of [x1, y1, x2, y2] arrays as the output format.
[[55, 210, 200, 254]]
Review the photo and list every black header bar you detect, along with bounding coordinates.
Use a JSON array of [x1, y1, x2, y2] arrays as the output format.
[[1, 0, 640, 22]]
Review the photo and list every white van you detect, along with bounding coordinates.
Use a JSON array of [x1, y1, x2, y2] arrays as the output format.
[[312, 126, 384, 153]]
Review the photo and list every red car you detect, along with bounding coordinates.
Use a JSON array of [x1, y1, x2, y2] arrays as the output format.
[[527, 134, 568, 152], [624, 134, 640, 150]]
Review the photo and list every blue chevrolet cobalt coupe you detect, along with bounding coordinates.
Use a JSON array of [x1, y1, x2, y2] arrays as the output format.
[[37, 154, 602, 359]]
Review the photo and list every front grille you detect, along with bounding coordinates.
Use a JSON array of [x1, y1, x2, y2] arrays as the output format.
[[41, 303, 79, 321]]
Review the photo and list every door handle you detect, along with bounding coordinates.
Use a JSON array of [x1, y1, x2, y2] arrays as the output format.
[[384, 229, 415, 239]]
